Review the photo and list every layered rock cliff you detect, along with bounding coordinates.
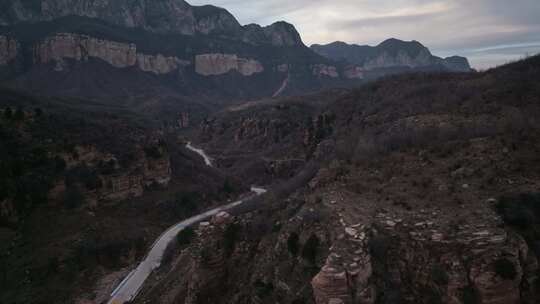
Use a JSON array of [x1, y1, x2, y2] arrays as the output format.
[[308, 197, 538, 304], [195, 54, 263, 76], [48, 140, 172, 207], [0, 0, 414, 109], [312, 64, 339, 78], [0, 12, 340, 102], [0, 1, 473, 106], [33, 32, 190, 74]]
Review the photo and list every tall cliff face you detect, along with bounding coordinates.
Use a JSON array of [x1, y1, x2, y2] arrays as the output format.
[[0, 1, 474, 116], [0, 7, 342, 104], [0, 0, 303, 46], [194, 53, 264, 76], [0, 0, 475, 111], [311, 39, 472, 75], [32, 32, 190, 74]]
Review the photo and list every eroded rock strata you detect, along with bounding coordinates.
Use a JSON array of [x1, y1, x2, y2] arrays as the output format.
[[33, 33, 190, 74], [194, 54, 264, 76]]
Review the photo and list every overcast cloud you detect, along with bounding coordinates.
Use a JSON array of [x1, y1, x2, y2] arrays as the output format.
[[189, 0, 540, 69]]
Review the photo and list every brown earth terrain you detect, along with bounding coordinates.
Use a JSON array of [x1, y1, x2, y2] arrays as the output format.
[[133, 55, 540, 304]]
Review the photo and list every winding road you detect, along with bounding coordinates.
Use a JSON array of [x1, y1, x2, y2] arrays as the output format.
[[186, 141, 213, 166], [107, 143, 266, 304]]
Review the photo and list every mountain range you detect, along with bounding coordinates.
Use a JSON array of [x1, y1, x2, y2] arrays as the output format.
[[2, 1, 540, 304], [311, 39, 471, 73], [0, 0, 471, 116]]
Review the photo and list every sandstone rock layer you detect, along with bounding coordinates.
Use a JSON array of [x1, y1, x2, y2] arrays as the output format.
[[33, 33, 190, 74], [195, 53, 264, 76]]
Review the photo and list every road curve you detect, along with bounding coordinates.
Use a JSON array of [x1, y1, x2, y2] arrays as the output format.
[[107, 188, 265, 304], [107, 143, 266, 304], [186, 142, 213, 166]]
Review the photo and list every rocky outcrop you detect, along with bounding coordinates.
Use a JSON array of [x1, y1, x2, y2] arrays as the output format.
[[136, 53, 190, 74], [34, 33, 136, 68], [366, 206, 539, 304], [312, 64, 339, 78], [50, 142, 171, 205], [193, 5, 241, 35], [312, 229, 376, 304], [195, 53, 264, 76], [61, 145, 113, 168], [101, 173, 144, 202], [262, 21, 304, 47], [231, 116, 296, 144], [312, 262, 352, 304], [185, 212, 232, 303], [309, 206, 538, 304], [362, 47, 435, 70], [0, 35, 18, 65], [237, 58, 264, 76], [241, 21, 304, 47], [343, 65, 364, 79], [33, 33, 190, 74], [443, 56, 472, 72], [143, 155, 172, 187]]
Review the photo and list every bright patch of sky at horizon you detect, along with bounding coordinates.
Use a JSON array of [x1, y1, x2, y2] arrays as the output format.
[[189, 0, 540, 70]]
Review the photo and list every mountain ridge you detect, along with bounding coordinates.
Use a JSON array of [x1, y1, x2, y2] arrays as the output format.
[[0, 0, 472, 120], [0, 0, 305, 47], [311, 38, 472, 72]]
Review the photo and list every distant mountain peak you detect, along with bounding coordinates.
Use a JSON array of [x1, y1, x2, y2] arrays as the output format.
[[380, 37, 402, 44], [376, 38, 429, 58], [263, 21, 304, 46], [311, 39, 471, 72], [378, 38, 423, 48]]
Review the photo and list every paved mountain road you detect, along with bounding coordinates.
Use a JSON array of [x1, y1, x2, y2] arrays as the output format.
[[107, 143, 266, 304], [186, 141, 213, 166]]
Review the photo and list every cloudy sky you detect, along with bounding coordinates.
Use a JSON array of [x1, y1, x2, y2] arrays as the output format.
[[189, 0, 540, 69]]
